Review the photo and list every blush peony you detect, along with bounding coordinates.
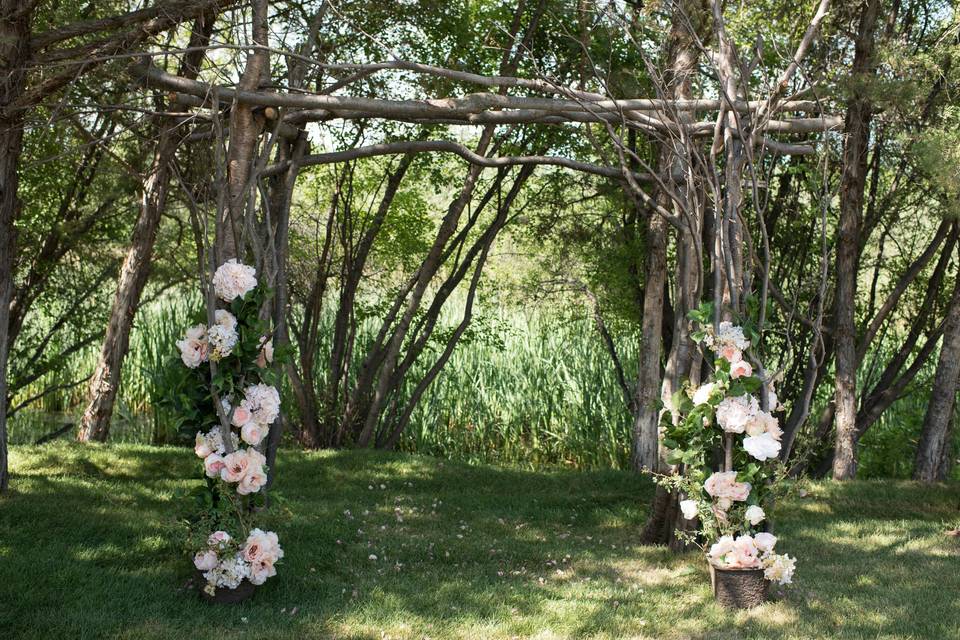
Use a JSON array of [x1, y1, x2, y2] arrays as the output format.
[[704, 471, 751, 503]]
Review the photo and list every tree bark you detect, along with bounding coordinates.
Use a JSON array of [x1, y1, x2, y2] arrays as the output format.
[[77, 16, 215, 443], [219, 0, 269, 263], [632, 0, 709, 473], [914, 244, 960, 481], [832, 0, 880, 480], [0, 0, 32, 493]]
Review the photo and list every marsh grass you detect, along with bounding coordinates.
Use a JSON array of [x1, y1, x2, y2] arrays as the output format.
[[2, 444, 959, 639], [8, 292, 952, 476]]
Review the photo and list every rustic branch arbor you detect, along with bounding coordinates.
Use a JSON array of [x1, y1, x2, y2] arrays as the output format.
[[118, 0, 839, 531], [0, 0, 846, 502]]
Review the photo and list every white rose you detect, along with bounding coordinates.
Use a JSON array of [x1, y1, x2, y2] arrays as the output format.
[[754, 532, 777, 554], [745, 505, 765, 526], [743, 432, 781, 461], [680, 499, 699, 520]]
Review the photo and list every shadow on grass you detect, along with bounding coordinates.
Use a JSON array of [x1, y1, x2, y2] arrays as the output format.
[[2, 444, 960, 639]]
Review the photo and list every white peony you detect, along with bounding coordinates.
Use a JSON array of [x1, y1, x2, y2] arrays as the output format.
[[241, 383, 281, 427], [716, 395, 756, 433], [692, 383, 716, 406], [745, 505, 766, 526], [213, 259, 257, 302], [743, 432, 782, 461], [680, 499, 699, 520]]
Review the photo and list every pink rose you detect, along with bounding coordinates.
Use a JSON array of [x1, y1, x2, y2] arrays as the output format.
[[194, 432, 213, 459], [203, 453, 226, 479], [730, 359, 753, 379], [243, 529, 283, 564], [728, 536, 761, 569], [237, 467, 267, 495], [240, 422, 266, 446], [719, 345, 742, 363], [231, 405, 252, 428], [194, 550, 218, 571], [256, 337, 274, 369], [220, 450, 250, 483], [248, 558, 277, 585]]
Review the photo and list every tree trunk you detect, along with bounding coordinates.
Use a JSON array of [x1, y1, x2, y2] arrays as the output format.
[[77, 16, 215, 442], [914, 245, 960, 482], [832, 0, 880, 480], [637, 0, 710, 546], [219, 0, 269, 263], [0, 0, 32, 493], [633, 214, 668, 470], [632, 0, 708, 473]]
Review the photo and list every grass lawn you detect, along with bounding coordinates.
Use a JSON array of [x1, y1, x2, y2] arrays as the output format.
[[1, 444, 959, 639]]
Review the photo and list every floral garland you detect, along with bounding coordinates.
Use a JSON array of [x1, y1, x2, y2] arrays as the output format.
[[170, 259, 284, 595], [658, 310, 796, 586]]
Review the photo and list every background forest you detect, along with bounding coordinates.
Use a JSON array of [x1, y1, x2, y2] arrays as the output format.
[[2, 0, 959, 484]]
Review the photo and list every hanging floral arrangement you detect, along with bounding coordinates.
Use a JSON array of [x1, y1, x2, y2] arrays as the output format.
[[165, 259, 285, 601], [656, 305, 797, 608]]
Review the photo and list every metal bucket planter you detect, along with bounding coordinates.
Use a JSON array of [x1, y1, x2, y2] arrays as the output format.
[[709, 564, 769, 609], [196, 570, 256, 604]]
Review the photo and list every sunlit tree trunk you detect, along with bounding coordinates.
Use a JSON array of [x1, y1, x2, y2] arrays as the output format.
[[78, 16, 215, 443], [915, 243, 960, 482], [833, 0, 880, 480], [0, 0, 32, 492]]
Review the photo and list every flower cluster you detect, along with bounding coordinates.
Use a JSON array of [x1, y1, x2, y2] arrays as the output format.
[[196, 441, 267, 495], [659, 309, 797, 589], [175, 310, 241, 367], [709, 533, 795, 585], [171, 259, 286, 596], [193, 528, 284, 594]]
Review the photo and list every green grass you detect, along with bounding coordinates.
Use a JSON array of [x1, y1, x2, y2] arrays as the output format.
[[2, 444, 959, 639]]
